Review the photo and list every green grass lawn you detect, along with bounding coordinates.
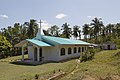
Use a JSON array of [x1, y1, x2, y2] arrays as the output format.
[[0, 54, 28, 61], [0, 58, 76, 80], [0, 50, 120, 80], [61, 50, 120, 80]]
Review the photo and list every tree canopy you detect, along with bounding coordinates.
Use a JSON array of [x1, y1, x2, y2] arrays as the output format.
[[0, 34, 12, 58]]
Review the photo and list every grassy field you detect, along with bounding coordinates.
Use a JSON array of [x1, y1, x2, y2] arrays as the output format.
[[61, 50, 120, 80], [0, 50, 120, 80], [0, 54, 28, 61], [0, 57, 76, 80]]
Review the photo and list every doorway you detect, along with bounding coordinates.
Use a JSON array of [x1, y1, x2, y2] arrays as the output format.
[[107, 45, 111, 50], [34, 47, 37, 61], [39, 48, 42, 61]]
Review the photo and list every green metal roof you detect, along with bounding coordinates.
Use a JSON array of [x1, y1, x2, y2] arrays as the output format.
[[42, 36, 90, 46], [26, 39, 52, 46]]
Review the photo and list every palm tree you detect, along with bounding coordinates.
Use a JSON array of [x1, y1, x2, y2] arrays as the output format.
[[43, 29, 50, 36], [101, 26, 107, 42], [61, 23, 71, 38], [115, 23, 120, 38], [106, 24, 114, 38], [90, 17, 103, 43], [48, 25, 60, 37], [89, 27, 94, 40], [82, 24, 89, 41], [19, 24, 28, 41], [73, 25, 80, 39], [24, 19, 38, 39], [78, 29, 81, 40]]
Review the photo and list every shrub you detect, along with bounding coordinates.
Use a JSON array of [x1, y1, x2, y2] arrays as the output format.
[[34, 74, 39, 79], [80, 49, 95, 62], [0, 35, 12, 59]]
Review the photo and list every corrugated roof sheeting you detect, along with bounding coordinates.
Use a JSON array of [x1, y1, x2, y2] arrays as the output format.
[[26, 39, 52, 46], [42, 36, 90, 45]]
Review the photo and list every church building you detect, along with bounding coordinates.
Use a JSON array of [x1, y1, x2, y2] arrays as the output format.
[[15, 22, 90, 62]]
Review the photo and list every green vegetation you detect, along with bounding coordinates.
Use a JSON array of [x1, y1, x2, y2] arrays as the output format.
[[80, 49, 95, 62], [61, 50, 120, 80], [0, 50, 119, 80], [0, 54, 28, 62], [0, 34, 12, 59], [0, 59, 76, 80], [1, 17, 120, 58]]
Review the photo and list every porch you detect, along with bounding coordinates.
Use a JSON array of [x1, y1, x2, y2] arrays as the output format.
[[21, 46, 44, 62], [15, 39, 52, 63]]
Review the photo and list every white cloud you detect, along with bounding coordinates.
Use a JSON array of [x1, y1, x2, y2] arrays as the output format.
[[56, 13, 67, 19], [87, 16, 92, 18], [0, 14, 8, 19], [41, 22, 51, 30]]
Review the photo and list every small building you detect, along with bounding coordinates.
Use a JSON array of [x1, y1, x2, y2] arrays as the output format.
[[89, 43, 98, 48], [100, 41, 116, 50], [15, 27, 90, 63]]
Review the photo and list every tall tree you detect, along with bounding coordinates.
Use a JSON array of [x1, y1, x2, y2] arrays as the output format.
[[90, 17, 103, 43], [101, 26, 107, 42], [106, 24, 114, 38], [47, 25, 60, 37], [43, 29, 50, 36], [24, 19, 38, 39], [115, 23, 120, 38], [19, 24, 28, 41], [73, 25, 80, 39], [61, 23, 71, 38], [89, 27, 94, 40], [78, 29, 81, 40], [82, 24, 89, 41]]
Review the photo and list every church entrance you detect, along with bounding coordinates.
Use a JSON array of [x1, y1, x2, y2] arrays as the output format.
[[107, 45, 111, 50], [34, 47, 37, 61], [34, 47, 43, 62], [39, 48, 42, 61]]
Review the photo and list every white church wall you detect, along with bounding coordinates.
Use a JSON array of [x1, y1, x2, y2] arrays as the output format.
[[28, 46, 34, 60], [27, 45, 88, 62], [58, 45, 88, 61], [42, 46, 59, 62]]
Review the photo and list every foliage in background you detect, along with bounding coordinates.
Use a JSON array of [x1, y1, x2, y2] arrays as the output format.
[[0, 34, 12, 59], [1, 17, 120, 58]]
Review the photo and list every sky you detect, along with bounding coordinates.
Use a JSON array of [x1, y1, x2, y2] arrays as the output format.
[[0, 0, 120, 31]]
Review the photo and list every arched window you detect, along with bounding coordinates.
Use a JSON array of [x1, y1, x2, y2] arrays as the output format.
[[82, 47, 84, 52], [68, 48, 72, 54], [74, 47, 77, 53], [78, 47, 81, 53], [60, 48, 65, 56]]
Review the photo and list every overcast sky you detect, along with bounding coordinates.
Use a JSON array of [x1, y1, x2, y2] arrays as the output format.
[[0, 0, 120, 30]]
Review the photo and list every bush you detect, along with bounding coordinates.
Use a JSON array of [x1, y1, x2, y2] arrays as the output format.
[[80, 49, 95, 62], [34, 74, 39, 79], [0, 35, 12, 59]]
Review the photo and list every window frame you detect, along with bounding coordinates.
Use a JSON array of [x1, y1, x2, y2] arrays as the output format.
[[78, 47, 81, 53], [60, 48, 65, 56], [82, 47, 84, 52], [68, 47, 72, 55], [74, 47, 77, 53]]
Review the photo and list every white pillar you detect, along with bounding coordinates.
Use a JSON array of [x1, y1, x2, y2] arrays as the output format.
[[37, 47, 40, 62], [22, 47, 24, 61]]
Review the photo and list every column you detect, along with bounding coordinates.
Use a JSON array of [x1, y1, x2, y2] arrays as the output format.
[[22, 47, 24, 61], [37, 47, 40, 62]]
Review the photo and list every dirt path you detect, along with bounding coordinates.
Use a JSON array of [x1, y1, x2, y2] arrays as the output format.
[[70, 59, 96, 80]]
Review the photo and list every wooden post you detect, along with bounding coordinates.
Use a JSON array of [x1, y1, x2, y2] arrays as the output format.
[[22, 47, 24, 61], [37, 47, 40, 62]]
